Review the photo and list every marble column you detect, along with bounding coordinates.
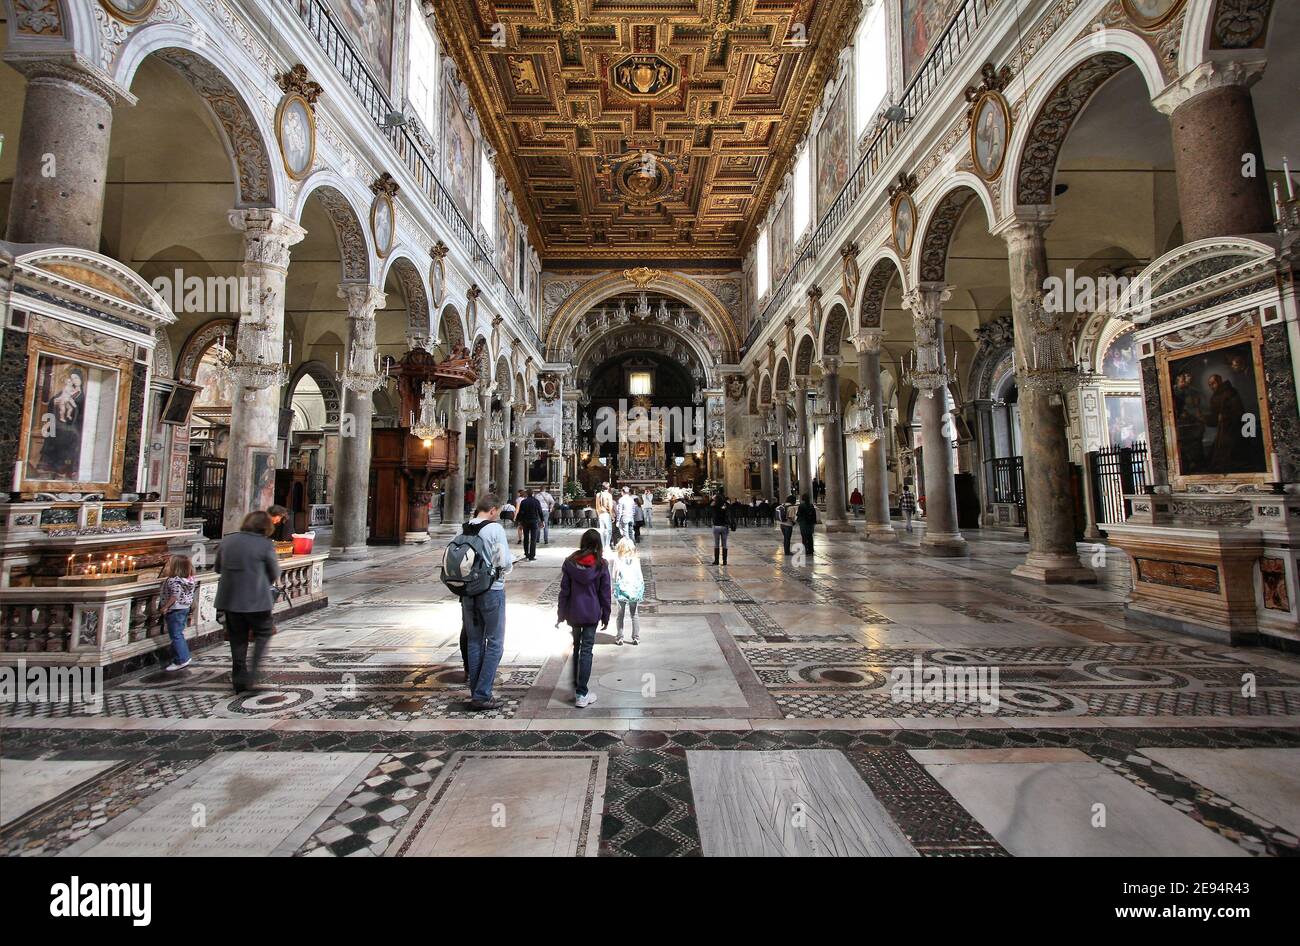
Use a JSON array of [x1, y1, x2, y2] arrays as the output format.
[[972, 398, 996, 523], [902, 285, 968, 556], [496, 398, 513, 498], [820, 358, 853, 531], [759, 430, 774, 499], [775, 395, 792, 501], [471, 390, 489, 500], [854, 332, 896, 541], [331, 283, 386, 559], [4, 61, 130, 249], [794, 382, 814, 499], [441, 391, 466, 528], [1001, 219, 1094, 582], [221, 209, 305, 535], [1153, 60, 1272, 243]]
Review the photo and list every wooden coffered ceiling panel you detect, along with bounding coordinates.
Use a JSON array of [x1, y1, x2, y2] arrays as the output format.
[[434, 0, 857, 264]]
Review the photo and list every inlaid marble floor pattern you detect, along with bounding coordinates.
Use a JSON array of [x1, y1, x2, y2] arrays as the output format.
[[4, 525, 1299, 856]]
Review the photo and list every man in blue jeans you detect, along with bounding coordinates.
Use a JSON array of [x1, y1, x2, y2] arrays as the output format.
[[460, 494, 514, 711]]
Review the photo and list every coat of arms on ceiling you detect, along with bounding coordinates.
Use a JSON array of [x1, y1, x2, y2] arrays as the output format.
[[610, 54, 678, 98]]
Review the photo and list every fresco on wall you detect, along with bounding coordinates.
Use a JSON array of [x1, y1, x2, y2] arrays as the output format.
[[901, 0, 962, 84], [443, 87, 477, 218], [816, 86, 850, 219], [327, 0, 395, 90], [1105, 395, 1146, 448], [771, 193, 795, 284], [1102, 329, 1141, 381], [500, 198, 518, 293]]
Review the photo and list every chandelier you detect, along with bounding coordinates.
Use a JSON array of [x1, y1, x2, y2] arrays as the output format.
[[336, 345, 390, 395], [901, 345, 954, 399], [487, 411, 507, 450], [809, 391, 837, 425], [409, 382, 447, 446], [580, 410, 592, 432], [843, 391, 885, 447], [216, 328, 292, 392], [1020, 295, 1082, 396]]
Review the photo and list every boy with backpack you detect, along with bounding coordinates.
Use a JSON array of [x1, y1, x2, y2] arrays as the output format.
[[441, 494, 513, 711]]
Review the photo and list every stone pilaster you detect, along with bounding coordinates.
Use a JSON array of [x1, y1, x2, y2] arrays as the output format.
[[1154, 60, 1272, 242], [854, 331, 896, 541], [4, 59, 133, 249], [474, 387, 492, 500], [1000, 218, 1094, 582], [819, 357, 854, 531], [441, 390, 467, 528], [794, 381, 814, 499], [221, 209, 305, 535], [759, 426, 774, 499], [901, 284, 968, 557], [331, 282, 386, 559], [512, 410, 528, 498]]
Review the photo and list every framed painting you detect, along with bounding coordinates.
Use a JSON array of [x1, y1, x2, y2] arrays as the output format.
[[275, 91, 316, 181], [100, 0, 157, 24], [816, 87, 850, 218], [901, 0, 962, 84], [1102, 328, 1141, 380], [161, 382, 201, 426], [1157, 321, 1272, 487], [892, 191, 917, 258], [250, 450, 277, 512], [371, 190, 395, 259], [442, 85, 477, 218], [969, 89, 1010, 181], [324, 0, 394, 91], [18, 338, 132, 497], [771, 194, 794, 283], [1104, 395, 1147, 448], [1120, 0, 1185, 30]]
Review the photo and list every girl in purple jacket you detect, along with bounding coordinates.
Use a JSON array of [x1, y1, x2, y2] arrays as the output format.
[[557, 528, 611, 708]]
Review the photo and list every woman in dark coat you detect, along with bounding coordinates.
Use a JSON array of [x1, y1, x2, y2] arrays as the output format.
[[557, 529, 611, 708], [215, 510, 281, 693], [796, 493, 818, 555], [711, 492, 734, 566]]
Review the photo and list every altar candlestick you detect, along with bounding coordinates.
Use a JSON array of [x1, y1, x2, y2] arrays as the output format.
[[1276, 183, 1284, 221], [1271, 452, 1282, 483], [1285, 156, 1295, 199], [66, 554, 74, 577]]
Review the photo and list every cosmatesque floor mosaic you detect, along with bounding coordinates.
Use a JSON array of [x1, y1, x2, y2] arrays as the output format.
[[4, 524, 1300, 857]]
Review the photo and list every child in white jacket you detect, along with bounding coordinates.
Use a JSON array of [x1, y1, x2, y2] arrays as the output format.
[[611, 537, 645, 645]]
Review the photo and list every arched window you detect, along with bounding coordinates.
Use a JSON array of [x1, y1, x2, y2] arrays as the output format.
[[407, 0, 439, 134], [756, 228, 770, 297]]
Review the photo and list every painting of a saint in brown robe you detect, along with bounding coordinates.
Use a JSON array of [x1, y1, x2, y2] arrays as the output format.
[[1167, 341, 1267, 476]]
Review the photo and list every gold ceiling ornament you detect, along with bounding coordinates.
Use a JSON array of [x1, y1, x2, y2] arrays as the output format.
[[430, 240, 449, 261], [623, 267, 661, 289], [275, 64, 323, 109]]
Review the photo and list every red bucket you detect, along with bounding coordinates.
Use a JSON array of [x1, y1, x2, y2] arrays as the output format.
[[291, 532, 315, 555]]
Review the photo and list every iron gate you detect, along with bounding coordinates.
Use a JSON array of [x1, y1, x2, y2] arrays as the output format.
[[1089, 441, 1149, 531], [185, 455, 227, 539]]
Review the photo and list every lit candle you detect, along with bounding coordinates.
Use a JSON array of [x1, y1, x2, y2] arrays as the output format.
[[1285, 156, 1295, 200], [335, 351, 339, 372], [1276, 182, 1284, 221], [1271, 451, 1282, 483]]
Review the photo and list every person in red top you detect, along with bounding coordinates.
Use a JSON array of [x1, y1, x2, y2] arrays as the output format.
[[557, 529, 611, 708]]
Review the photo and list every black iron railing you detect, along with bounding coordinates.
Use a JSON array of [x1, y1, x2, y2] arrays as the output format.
[[1089, 440, 1149, 529], [747, 0, 995, 349], [185, 455, 227, 540], [288, 0, 540, 351], [987, 455, 1024, 506]]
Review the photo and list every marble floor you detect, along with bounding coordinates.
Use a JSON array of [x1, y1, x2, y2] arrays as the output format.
[[3, 524, 1299, 857]]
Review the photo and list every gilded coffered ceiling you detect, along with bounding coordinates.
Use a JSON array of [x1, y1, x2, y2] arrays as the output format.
[[433, 0, 858, 264]]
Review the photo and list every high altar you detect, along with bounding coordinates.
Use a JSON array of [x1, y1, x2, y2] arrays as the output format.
[[0, 245, 328, 672]]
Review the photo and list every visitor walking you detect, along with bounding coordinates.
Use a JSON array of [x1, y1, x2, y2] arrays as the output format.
[[850, 487, 863, 515], [796, 493, 818, 556], [214, 510, 281, 693], [611, 536, 644, 645], [537, 485, 556, 545], [595, 482, 614, 550], [711, 491, 734, 566], [616, 486, 637, 544], [450, 495, 513, 711], [517, 488, 543, 560], [642, 488, 654, 529], [775, 494, 796, 554], [557, 528, 610, 708], [900, 484, 917, 534], [632, 495, 645, 543], [672, 498, 688, 527], [513, 490, 527, 544], [159, 554, 197, 672]]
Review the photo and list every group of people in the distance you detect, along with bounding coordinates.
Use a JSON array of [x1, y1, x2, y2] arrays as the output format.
[[442, 487, 648, 711]]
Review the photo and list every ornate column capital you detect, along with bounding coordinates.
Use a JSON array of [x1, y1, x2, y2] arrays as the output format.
[[338, 282, 386, 318], [228, 208, 306, 270], [1153, 58, 1267, 116], [819, 355, 842, 375], [992, 208, 1054, 249], [851, 329, 883, 354], [901, 283, 952, 319], [6, 54, 136, 107]]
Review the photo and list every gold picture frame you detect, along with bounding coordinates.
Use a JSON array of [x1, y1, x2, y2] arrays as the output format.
[[891, 191, 917, 259], [275, 92, 317, 182], [100, 0, 158, 24], [18, 337, 133, 498], [371, 190, 395, 259], [969, 89, 1011, 182], [1120, 0, 1186, 31], [1156, 318, 1274, 490]]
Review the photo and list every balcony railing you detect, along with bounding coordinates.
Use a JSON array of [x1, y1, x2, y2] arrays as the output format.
[[747, 0, 995, 350], [288, 0, 540, 351]]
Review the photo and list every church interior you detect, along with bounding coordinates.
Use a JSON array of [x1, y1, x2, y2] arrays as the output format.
[[0, 0, 1298, 866]]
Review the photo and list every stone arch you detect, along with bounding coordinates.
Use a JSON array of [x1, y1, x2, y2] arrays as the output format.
[[774, 356, 791, 394], [793, 334, 816, 378], [912, 179, 994, 285], [117, 36, 279, 208], [494, 356, 512, 398], [820, 302, 851, 360], [382, 253, 431, 342], [970, 314, 1015, 401], [176, 317, 237, 382], [759, 372, 773, 406], [294, 173, 372, 282], [572, 321, 718, 390], [1007, 33, 1165, 215], [285, 360, 342, 426], [470, 335, 490, 382], [857, 252, 906, 332], [544, 270, 741, 360], [438, 303, 466, 349]]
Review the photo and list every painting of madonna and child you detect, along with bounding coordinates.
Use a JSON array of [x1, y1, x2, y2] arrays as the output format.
[[1165, 338, 1270, 479], [22, 351, 125, 491]]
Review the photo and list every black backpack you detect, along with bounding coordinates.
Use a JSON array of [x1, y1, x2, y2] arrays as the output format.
[[440, 521, 499, 597]]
